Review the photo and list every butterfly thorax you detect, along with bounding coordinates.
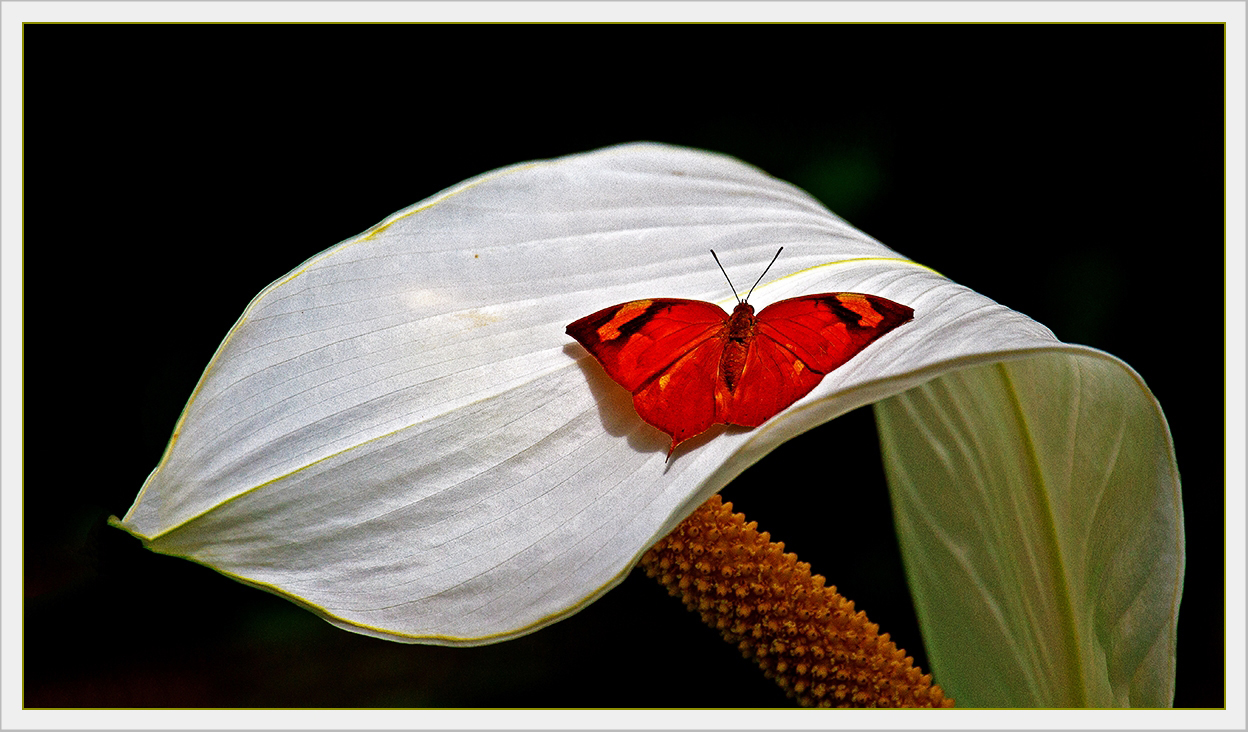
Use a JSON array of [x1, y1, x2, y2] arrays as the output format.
[[720, 302, 757, 392]]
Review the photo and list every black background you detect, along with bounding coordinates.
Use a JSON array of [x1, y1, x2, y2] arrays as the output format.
[[22, 23, 1224, 708]]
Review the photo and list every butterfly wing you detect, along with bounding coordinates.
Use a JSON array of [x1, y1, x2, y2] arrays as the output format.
[[718, 293, 914, 427], [566, 298, 730, 390], [756, 293, 914, 373], [567, 299, 730, 449]]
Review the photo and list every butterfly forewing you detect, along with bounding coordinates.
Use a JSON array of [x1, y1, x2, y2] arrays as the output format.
[[755, 294, 914, 373], [565, 298, 729, 391]]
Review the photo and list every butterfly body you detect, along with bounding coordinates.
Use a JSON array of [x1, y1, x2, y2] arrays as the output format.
[[567, 292, 913, 456], [719, 302, 756, 393]]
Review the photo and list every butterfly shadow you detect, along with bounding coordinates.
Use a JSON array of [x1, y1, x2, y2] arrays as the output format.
[[564, 343, 667, 452], [564, 343, 734, 466]]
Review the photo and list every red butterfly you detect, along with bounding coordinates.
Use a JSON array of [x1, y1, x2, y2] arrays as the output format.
[[566, 249, 914, 457]]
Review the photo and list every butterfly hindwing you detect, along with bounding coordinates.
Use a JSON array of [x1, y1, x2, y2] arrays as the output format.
[[631, 335, 726, 447]]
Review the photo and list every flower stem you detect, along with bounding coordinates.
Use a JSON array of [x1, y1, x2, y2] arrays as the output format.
[[639, 494, 953, 708]]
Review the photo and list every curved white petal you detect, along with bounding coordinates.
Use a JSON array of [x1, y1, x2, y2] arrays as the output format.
[[112, 139, 1182, 709]]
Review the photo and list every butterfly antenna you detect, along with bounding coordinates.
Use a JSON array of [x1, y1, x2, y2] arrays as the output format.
[[710, 249, 741, 304], [744, 247, 785, 302]]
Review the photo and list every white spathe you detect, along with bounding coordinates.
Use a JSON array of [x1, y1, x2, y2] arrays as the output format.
[[114, 144, 1181, 707]]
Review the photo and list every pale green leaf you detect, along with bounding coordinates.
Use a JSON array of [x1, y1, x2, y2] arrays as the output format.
[[876, 352, 1183, 707]]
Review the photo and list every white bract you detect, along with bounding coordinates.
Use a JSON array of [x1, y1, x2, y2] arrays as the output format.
[[114, 144, 1182, 707]]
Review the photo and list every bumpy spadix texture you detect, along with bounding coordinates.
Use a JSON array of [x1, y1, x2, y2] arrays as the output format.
[[641, 495, 953, 708]]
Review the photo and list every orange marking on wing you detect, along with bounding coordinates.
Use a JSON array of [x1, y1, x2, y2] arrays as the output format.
[[596, 299, 653, 341], [835, 293, 885, 327]]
